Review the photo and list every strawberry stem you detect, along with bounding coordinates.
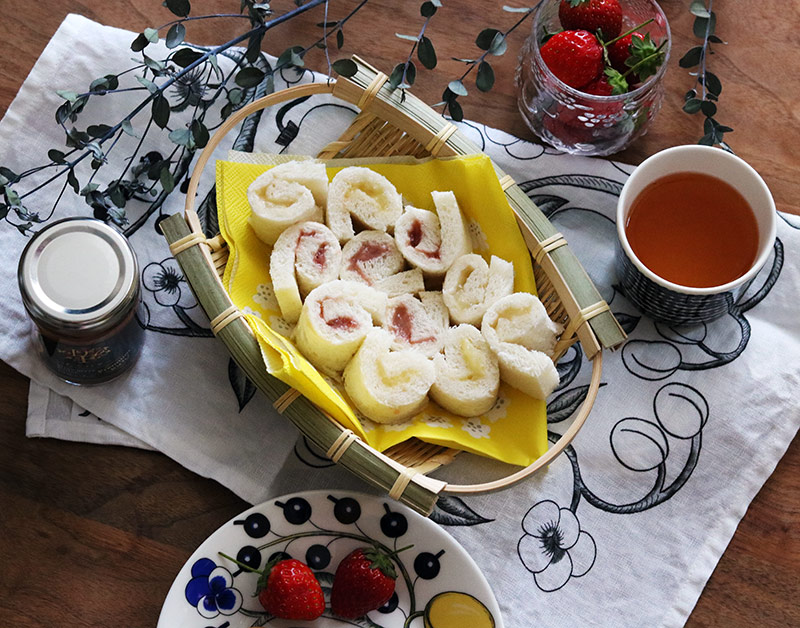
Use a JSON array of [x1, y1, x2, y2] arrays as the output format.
[[621, 40, 667, 78], [603, 18, 654, 47]]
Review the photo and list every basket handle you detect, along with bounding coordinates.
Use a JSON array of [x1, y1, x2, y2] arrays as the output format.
[[184, 82, 335, 218]]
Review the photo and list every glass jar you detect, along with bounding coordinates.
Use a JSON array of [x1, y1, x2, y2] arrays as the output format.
[[18, 217, 145, 385], [516, 0, 671, 156]]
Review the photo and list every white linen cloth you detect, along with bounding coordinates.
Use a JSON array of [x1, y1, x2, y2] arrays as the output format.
[[3, 14, 799, 628]]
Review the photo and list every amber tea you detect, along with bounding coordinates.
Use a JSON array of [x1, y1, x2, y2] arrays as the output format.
[[624, 171, 759, 288]]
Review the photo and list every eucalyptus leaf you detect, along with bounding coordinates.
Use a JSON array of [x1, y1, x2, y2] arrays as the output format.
[[698, 133, 715, 146], [67, 168, 79, 193], [448, 98, 463, 122], [476, 60, 494, 92], [332, 58, 358, 77], [56, 90, 79, 103], [152, 94, 170, 128], [108, 184, 126, 209], [136, 76, 159, 94], [401, 61, 417, 88], [166, 23, 186, 48], [693, 12, 716, 38], [144, 27, 159, 43], [417, 36, 437, 70], [689, 0, 710, 18], [448, 79, 468, 97], [246, 31, 264, 63], [160, 166, 175, 194], [336, 29, 344, 49], [142, 54, 166, 73], [421, 1, 437, 17], [678, 46, 702, 68], [701, 100, 717, 117], [683, 98, 702, 114], [191, 119, 209, 148], [503, 5, 532, 12], [87, 124, 113, 138], [488, 32, 507, 55], [228, 88, 243, 105], [121, 119, 138, 137], [395, 33, 419, 42], [47, 149, 66, 164], [388, 63, 405, 89], [172, 47, 205, 68], [703, 71, 722, 96], [165, 0, 191, 18], [475, 28, 501, 51], [168, 127, 194, 147], [0, 204, 8, 221], [131, 33, 149, 52]]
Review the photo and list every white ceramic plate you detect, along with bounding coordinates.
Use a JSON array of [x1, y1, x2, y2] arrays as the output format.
[[158, 490, 503, 627]]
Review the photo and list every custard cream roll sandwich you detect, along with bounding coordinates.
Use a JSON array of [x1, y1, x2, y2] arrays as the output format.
[[442, 253, 515, 326], [481, 292, 561, 400], [247, 160, 328, 245], [343, 327, 435, 424], [326, 166, 403, 242], [430, 324, 500, 417]]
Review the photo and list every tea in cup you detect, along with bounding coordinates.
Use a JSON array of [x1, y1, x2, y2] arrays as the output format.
[[616, 145, 776, 324]]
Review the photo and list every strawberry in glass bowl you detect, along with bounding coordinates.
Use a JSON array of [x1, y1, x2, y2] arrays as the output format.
[[516, 0, 670, 156]]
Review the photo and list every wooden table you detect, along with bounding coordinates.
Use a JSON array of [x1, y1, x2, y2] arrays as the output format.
[[1, 1, 798, 626]]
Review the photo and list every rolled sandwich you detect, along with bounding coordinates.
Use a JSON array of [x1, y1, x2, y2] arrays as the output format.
[[394, 191, 471, 278], [344, 328, 435, 424], [443, 254, 515, 325], [327, 167, 403, 242], [481, 293, 562, 400], [294, 280, 387, 375], [270, 221, 342, 324], [384, 294, 444, 358], [340, 230, 404, 285], [430, 324, 500, 417], [247, 161, 329, 245], [374, 269, 426, 297]]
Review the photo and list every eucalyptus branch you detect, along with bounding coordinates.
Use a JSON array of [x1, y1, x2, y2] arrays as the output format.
[[441, 4, 537, 121], [387, 1, 441, 94], [679, 0, 733, 152]]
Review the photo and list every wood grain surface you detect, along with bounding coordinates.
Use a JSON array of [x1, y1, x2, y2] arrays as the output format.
[[0, 1, 798, 626]]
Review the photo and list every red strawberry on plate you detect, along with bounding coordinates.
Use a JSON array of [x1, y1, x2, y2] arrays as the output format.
[[540, 30, 603, 89], [559, 0, 623, 39], [331, 546, 400, 618], [257, 558, 325, 621]]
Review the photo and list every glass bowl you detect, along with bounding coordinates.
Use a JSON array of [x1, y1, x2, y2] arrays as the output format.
[[515, 0, 671, 157]]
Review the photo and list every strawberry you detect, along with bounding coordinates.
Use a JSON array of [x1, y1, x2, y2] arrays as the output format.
[[558, 0, 623, 40], [608, 32, 644, 75], [582, 75, 615, 96], [539, 30, 603, 89], [331, 547, 399, 618], [257, 558, 325, 620]]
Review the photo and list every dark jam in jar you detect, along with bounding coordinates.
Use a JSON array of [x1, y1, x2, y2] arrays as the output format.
[[18, 217, 145, 385]]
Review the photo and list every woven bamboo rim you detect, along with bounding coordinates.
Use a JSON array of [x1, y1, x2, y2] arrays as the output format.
[[162, 57, 625, 515]]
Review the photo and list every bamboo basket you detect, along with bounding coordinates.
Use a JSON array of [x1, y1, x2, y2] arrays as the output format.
[[160, 56, 626, 516]]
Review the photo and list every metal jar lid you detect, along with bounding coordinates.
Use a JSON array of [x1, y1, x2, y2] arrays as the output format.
[[18, 217, 140, 335]]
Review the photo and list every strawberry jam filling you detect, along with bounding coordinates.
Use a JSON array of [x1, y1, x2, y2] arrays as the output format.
[[347, 241, 389, 283], [389, 304, 435, 344], [296, 228, 328, 269], [318, 299, 358, 332], [407, 219, 441, 260]]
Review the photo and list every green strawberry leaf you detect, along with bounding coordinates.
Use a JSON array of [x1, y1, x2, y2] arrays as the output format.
[[604, 68, 629, 95]]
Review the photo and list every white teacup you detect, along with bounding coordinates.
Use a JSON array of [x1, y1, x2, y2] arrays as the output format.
[[616, 145, 777, 325]]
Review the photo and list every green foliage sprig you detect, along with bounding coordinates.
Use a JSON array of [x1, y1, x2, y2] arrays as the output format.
[[440, 4, 536, 121], [679, 0, 733, 151]]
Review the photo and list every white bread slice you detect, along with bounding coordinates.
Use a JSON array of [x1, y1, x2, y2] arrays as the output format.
[[374, 269, 426, 297], [443, 254, 515, 325], [340, 230, 404, 285], [419, 291, 450, 332], [481, 292, 561, 399], [343, 328, 435, 424], [326, 167, 403, 242], [294, 280, 387, 375], [247, 161, 328, 244], [430, 324, 500, 417]]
